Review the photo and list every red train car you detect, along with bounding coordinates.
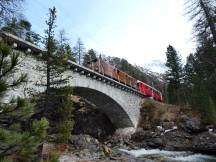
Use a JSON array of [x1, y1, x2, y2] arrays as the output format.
[[87, 58, 163, 102], [137, 80, 162, 101]]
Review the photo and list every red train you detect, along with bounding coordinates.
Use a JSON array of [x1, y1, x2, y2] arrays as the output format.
[[87, 58, 163, 102]]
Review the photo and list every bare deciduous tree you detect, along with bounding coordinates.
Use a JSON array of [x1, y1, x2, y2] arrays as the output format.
[[0, 0, 24, 23]]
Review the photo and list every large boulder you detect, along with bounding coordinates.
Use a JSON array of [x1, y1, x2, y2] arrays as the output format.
[[162, 130, 193, 151], [162, 121, 175, 130], [179, 117, 204, 134], [131, 129, 159, 142], [69, 134, 101, 152], [131, 129, 163, 148], [146, 137, 164, 148], [192, 132, 216, 154]]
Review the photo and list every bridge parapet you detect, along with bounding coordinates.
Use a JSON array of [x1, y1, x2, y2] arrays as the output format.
[[67, 60, 145, 97]]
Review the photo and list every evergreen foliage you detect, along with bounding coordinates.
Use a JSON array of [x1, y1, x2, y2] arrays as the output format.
[[83, 49, 97, 67], [0, 42, 49, 161], [186, 0, 216, 45], [36, 7, 75, 144], [0, 41, 27, 97], [1, 18, 41, 45], [184, 54, 196, 87], [184, 0, 216, 123], [165, 45, 183, 104], [43, 7, 68, 93], [55, 98, 74, 143], [53, 87, 74, 144], [185, 49, 216, 123], [56, 30, 76, 63], [36, 87, 74, 144]]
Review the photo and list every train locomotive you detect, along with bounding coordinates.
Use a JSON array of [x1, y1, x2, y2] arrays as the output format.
[[87, 58, 163, 101]]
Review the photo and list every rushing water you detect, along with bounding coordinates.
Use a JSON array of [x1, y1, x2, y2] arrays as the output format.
[[120, 148, 216, 162]]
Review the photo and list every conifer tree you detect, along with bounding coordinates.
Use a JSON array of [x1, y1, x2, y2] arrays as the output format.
[[186, 0, 216, 45], [0, 41, 27, 97], [43, 7, 68, 93], [83, 49, 97, 67], [185, 0, 216, 122], [39, 7, 74, 144], [165, 45, 183, 104], [57, 30, 76, 63], [0, 41, 49, 161], [184, 54, 196, 87]]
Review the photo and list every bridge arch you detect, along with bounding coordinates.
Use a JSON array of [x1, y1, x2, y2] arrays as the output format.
[[73, 86, 134, 128], [68, 71, 142, 128]]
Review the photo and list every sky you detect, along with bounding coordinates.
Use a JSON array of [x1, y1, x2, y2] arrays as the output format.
[[23, 0, 196, 73]]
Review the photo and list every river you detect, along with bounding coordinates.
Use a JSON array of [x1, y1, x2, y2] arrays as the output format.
[[120, 148, 216, 162]]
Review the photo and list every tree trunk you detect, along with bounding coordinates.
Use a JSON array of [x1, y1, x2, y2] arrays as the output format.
[[200, 0, 216, 45]]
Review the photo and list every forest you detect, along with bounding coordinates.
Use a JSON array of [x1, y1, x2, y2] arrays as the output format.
[[0, 0, 216, 161]]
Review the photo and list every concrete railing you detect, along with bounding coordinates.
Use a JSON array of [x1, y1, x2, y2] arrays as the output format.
[[67, 60, 145, 97], [0, 30, 46, 54]]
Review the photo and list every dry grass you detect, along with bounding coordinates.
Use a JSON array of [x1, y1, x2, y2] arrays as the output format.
[[138, 98, 201, 128]]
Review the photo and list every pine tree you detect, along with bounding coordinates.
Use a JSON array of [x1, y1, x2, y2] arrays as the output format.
[[2, 18, 30, 38], [184, 54, 196, 87], [186, 0, 216, 45], [183, 48, 216, 123], [0, 41, 49, 161], [165, 45, 183, 104], [182, 54, 196, 104], [1, 18, 41, 45], [198, 41, 216, 101], [83, 49, 97, 67], [43, 7, 68, 93], [184, 0, 216, 122], [0, 41, 27, 97], [38, 7, 74, 144], [56, 30, 76, 63]]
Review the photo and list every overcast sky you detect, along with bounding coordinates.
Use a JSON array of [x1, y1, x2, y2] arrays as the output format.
[[24, 0, 196, 72]]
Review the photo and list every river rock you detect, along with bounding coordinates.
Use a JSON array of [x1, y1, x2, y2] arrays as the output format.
[[180, 117, 204, 134], [162, 121, 175, 130], [111, 127, 136, 145], [131, 130, 159, 142], [147, 137, 164, 148], [192, 132, 216, 154], [163, 130, 193, 151], [69, 134, 101, 152]]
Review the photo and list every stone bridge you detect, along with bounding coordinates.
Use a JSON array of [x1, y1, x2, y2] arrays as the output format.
[[1, 31, 144, 129]]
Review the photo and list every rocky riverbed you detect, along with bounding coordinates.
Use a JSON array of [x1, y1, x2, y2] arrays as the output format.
[[47, 132, 216, 162], [51, 96, 216, 162]]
